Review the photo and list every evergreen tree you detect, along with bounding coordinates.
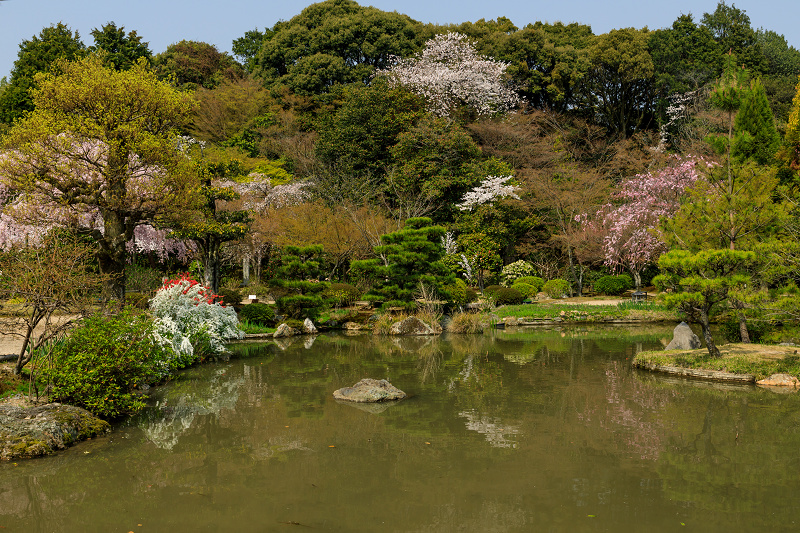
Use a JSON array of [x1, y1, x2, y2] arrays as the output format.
[[352, 217, 454, 311], [732, 77, 781, 165], [271, 245, 327, 320]]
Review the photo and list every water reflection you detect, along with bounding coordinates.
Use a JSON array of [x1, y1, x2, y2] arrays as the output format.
[[2, 326, 800, 532]]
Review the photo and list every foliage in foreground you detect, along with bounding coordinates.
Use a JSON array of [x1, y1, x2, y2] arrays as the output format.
[[39, 308, 171, 419]]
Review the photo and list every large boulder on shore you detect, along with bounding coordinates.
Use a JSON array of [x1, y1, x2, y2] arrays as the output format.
[[273, 323, 297, 338], [333, 378, 407, 403], [1, 401, 109, 461], [665, 322, 702, 350]]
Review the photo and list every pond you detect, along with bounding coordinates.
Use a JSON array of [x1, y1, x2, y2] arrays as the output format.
[[2, 325, 800, 532]]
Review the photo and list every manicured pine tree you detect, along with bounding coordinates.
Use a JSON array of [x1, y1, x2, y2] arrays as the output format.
[[271, 245, 327, 320], [352, 217, 454, 311]]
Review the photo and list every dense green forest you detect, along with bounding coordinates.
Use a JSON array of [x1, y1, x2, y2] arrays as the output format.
[[1, 0, 799, 339]]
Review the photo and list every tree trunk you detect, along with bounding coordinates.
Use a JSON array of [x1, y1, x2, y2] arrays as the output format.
[[699, 308, 721, 358], [242, 253, 250, 287], [97, 209, 128, 303], [202, 238, 221, 294], [632, 270, 642, 291], [731, 299, 751, 343]]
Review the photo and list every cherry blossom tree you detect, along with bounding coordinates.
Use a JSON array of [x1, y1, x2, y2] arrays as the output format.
[[456, 175, 520, 211], [593, 157, 705, 289], [376, 32, 520, 118]]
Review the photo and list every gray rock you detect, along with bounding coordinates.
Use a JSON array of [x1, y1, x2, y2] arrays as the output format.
[[303, 318, 318, 334], [756, 374, 800, 388], [1, 403, 109, 461], [665, 322, 702, 350], [332, 378, 407, 403], [343, 321, 365, 330], [503, 316, 519, 327], [273, 323, 297, 338], [389, 316, 437, 336]]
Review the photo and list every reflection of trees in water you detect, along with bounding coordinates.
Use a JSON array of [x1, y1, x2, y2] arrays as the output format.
[[142, 366, 246, 449], [458, 409, 520, 448]]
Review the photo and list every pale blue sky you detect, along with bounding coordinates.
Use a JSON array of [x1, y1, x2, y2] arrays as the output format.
[[1, 0, 798, 79]]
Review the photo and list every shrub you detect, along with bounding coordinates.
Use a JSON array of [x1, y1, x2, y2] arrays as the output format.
[[238, 302, 276, 326], [445, 278, 469, 307], [542, 279, 571, 298], [483, 285, 504, 296], [217, 287, 243, 307], [125, 292, 152, 310], [501, 260, 536, 286], [448, 311, 489, 333], [514, 276, 544, 293], [465, 287, 479, 303], [491, 287, 524, 305], [150, 273, 243, 367], [594, 275, 633, 296], [41, 308, 170, 419], [324, 282, 361, 307], [510, 282, 536, 299]]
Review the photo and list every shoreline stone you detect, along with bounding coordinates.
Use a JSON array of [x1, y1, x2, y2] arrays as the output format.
[[1, 401, 110, 461]]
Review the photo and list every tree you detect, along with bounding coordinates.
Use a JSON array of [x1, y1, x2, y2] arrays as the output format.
[[89, 22, 152, 71], [596, 157, 703, 289], [232, 28, 270, 73], [655, 249, 757, 357], [153, 40, 242, 90], [0, 232, 106, 375], [732, 77, 781, 164], [584, 28, 656, 137], [377, 32, 520, 118], [271, 245, 328, 319], [169, 159, 251, 294], [352, 217, 454, 311], [778, 79, 800, 174], [0, 54, 198, 301], [190, 77, 274, 145], [253, 0, 425, 93], [701, 1, 766, 73], [0, 23, 85, 124], [314, 78, 425, 179]]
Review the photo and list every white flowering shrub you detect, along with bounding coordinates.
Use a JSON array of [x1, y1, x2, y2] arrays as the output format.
[[457, 175, 520, 211], [501, 260, 536, 286], [150, 274, 243, 368]]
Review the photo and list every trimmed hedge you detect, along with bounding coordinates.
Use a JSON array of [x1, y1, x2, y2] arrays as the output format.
[[238, 302, 276, 326], [594, 275, 633, 296], [543, 279, 571, 298]]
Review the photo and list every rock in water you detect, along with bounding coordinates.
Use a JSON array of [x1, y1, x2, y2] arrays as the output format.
[[333, 378, 407, 403], [665, 322, 702, 350]]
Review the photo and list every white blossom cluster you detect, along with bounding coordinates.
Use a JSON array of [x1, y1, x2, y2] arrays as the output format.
[[378, 32, 520, 117], [239, 174, 311, 211], [457, 175, 520, 211], [150, 278, 243, 367]]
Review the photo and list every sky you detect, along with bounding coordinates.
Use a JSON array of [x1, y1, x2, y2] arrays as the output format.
[[1, 0, 798, 79]]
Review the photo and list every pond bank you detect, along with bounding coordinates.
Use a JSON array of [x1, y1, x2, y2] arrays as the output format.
[[633, 343, 800, 387]]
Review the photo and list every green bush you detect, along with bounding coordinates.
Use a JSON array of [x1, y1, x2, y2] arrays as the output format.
[[40, 308, 170, 419], [511, 282, 536, 299], [543, 279, 571, 298], [483, 285, 504, 296], [217, 287, 243, 307], [465, 287, 479, 303], [501, 260, 536, 286], [238, 302, 276, 326], [125, 291, 152, 310], [324, 282, 361, 307], [514, 276, 544, 293], [491, 287, 525, 305], [594, 275, 633, 296], [445, 278, 469, 307]]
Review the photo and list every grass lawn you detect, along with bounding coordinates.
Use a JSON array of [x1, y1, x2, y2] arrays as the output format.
[[493, 299, 678, 322], [633, 344, 800, 381]]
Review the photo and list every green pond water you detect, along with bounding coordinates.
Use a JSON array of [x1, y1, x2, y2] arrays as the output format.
[[2, 325, 800, 532]]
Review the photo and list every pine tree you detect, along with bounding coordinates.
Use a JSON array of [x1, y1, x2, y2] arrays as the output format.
[[352, 217, 454, 311], [271, 245, 327, 320], [732, 77, 781, 164]]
